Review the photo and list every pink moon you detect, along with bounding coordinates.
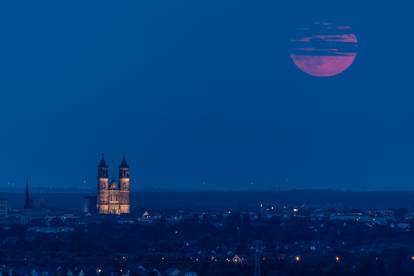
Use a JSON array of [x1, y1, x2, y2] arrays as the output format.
[[290, 53, 357, 77], [290, 23, 358, 77]]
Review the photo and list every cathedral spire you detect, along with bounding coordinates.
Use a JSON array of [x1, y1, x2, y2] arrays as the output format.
[[119, 155, 129, 178], [98, 154, 109, 179], [119, 155, 129, 168], [99, 154, 108, 168]]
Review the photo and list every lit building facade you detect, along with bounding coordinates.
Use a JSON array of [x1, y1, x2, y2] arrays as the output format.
[[97, 155, 130, 215]]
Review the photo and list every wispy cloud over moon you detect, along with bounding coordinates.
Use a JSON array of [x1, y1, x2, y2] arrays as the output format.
[[290, 22, 358, 77]]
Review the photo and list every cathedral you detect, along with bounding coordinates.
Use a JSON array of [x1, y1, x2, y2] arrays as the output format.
[[97, 155, 131, 215]]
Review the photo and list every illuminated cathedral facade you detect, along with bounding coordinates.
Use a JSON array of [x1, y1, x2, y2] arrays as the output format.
[[97, 155, 130, 215]]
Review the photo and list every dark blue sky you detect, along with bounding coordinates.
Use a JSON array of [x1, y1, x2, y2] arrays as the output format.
[[0, 1, 413, 190]]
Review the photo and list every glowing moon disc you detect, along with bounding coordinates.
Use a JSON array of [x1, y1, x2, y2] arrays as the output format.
[[290, 22, 358, 77]]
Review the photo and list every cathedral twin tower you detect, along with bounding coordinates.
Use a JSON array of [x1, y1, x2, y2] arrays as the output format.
[[97, 155, 130, 215]]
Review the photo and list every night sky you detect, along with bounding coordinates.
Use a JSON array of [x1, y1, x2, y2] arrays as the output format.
[[0, 1, 413, 190]]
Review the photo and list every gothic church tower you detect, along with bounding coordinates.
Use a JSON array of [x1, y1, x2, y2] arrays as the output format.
[[96, 154, 131, 215], [97, 154, 109, 214], [118, 155, 130, 213]]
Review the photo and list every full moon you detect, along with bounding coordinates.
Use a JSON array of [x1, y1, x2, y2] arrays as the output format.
[[290, 22, 358, 77]]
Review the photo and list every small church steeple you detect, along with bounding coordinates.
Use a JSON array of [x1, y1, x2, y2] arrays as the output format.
[[24, 177, 33, 209]]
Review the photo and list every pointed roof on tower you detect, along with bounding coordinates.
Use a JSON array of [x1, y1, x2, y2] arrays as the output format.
[[119, 155, 129, 168], [98, 154, 108, 168]]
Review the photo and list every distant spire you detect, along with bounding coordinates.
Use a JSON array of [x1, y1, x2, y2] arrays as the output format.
[[98, 153, 108, 168], [119, 155, 129, 168], [24, 177, 32, 209]]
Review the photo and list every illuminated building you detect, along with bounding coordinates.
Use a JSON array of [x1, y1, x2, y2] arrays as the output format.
[[97, 155, 130, 215]]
